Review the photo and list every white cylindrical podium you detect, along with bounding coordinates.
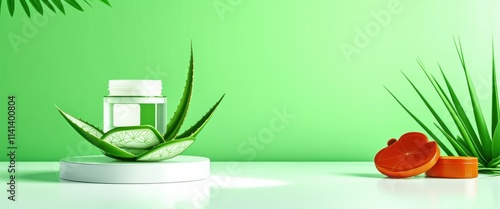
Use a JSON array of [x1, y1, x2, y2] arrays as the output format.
[[60, 155, 210, 183]]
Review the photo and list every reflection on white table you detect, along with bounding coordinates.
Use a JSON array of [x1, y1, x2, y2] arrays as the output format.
[[1, 162, 499, 209]]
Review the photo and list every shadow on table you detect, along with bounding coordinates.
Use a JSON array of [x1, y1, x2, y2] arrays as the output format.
[[17, 171, 60, 182]]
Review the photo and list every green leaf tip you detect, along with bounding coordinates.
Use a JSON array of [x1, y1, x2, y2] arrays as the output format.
[[164, 45, 195, 141], [7, 0, 15, 16]]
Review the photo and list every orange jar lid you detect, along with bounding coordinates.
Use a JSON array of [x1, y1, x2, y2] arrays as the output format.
[[425, 156, 478, 178]]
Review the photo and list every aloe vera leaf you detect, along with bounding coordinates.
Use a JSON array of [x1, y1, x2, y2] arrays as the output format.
[[435, 124, 475, 158], [63, 0, 83, 11], [28, 0, 43, 15], [120, 148, 148, 155], [101, 125, 164, 149], [437, 67, 484, 155], [492, 121, 500, 160], [491, 40, 500, 159], [7, 0, 14, 16], [456, 135, 475, 155], [56, 106, 104, 137], [50, 0, 65, 13], [19, 0, 30, 16], [137, 137, 195, 161], [175, 94, 225, 139], [487, 154, 500, 168], [402, 72, 454, 137], [454, 38, 493, 160], [455, 134, 487, 164], [0, 0, 2, 15], [432, 72, 486, 161], [164, 45, 194, 141], [385, 87, 454, 156], [480, 165, 500, 171], [56, 106, 136, 159], [41, 0, 55, 12], [417, 59, 480, 158]]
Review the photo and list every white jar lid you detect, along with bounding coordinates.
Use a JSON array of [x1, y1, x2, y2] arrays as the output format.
[[108, 80, 162, 96]]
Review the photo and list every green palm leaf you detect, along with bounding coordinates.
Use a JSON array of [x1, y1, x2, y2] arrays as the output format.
[[402, 72, 454, 138], [41, 0, 56, 12], [437, 66, 485, 159], [164, 44, 195, 141], [417, 59, 481, 158], [456, 135, 474, 155], [50, 0, 65, 14], [98, 0, 110, 6], [7, 0, 14, 16], [454, 38, 493, 160], [19, 0, 30, 16], [387, 39, 500, 171], [492, 122, 500, 166], [491, 40, 500, 160], [1, 0, 109, 16], [28, 0, 43, 15], [435, 124, 473, 157], [63, 0, 83, 11], [385, 86, 454, 156]]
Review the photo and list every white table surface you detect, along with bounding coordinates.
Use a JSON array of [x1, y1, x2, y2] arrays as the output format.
[[1, 161, 499, 209]]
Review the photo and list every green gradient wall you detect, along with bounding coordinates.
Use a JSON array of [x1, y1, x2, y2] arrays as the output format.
[[1, 0, 500, 161]]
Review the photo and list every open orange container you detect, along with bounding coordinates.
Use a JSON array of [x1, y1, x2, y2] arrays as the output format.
[[425, 156, 478, 178]]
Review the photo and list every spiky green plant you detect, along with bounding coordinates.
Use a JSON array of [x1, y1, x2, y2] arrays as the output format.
[[1, 0, 110, 17], [386, 38, 500, 174], [56, 45, 225, 161]]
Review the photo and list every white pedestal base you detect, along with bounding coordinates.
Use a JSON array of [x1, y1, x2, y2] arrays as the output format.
[[60, 155, 210, 184]]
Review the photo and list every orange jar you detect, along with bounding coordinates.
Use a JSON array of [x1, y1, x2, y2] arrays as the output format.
[[425, 156, 478, 178]]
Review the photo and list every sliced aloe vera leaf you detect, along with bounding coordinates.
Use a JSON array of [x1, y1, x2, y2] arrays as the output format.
[[102, 151, 137, 161], [56, 106, 104, 138], [101, 125, 163, 149], [56, 106, 136, 159], [175, 94, 225, 139], [137, 137, 195, 161], [121, 148, 148, 156], [164, 44, 194, 141]]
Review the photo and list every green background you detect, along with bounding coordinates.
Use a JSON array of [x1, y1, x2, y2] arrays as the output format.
[[1, 0, 500, 161]]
